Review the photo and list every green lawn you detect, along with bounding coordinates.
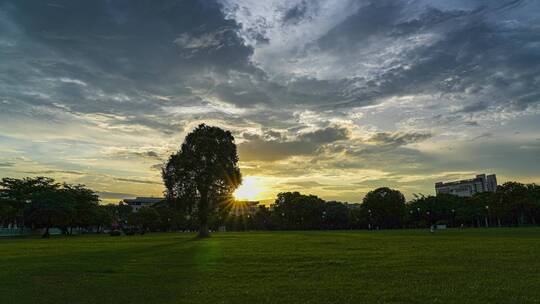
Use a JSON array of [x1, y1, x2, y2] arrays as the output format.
[[1, 228, 539, 304]]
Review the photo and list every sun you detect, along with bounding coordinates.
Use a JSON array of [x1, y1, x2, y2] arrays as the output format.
[[234, 176, 263, 201]]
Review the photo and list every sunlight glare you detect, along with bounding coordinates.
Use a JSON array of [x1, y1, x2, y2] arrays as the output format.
[[234, 176, 263, 201]]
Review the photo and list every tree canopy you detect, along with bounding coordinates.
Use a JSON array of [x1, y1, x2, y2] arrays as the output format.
[[362, 187, 406, 229]]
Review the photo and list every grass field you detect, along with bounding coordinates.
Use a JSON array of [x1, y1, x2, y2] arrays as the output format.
[[1, 228, 539, 304]]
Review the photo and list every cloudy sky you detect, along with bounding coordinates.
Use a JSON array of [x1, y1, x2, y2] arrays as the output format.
[[1, 0, 539, 203]]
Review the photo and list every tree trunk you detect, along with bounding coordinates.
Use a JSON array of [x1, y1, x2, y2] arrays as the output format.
[[42, 215, 52, 238], [197, 189, 210, 238], [198, 222, 210, 238], [42, 226, 50, 238]]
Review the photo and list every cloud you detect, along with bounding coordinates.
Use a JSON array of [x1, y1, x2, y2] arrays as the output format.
[[238, 125, 349, 161], [106, 149, 165, 161], [97, 191, 137, 200], [281, 180, 326, 188], [0, 162, 15, 167], [368, 132, 432, 147], [470, 132, 493, 141], [22, 170, 86, 176], [238, 139, 315, 161], [282, 0, 310, 25], [298, 126, 349, 143], [114, 178, 161, 185]]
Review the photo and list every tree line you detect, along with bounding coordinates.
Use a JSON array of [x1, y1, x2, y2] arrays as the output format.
[[0, 177, 135, 237], [1, 176, 539, 237], [217, 183, 540, 231]]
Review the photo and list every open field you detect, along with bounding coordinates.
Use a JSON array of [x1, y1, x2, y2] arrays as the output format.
[[1, 228, 540, 304]]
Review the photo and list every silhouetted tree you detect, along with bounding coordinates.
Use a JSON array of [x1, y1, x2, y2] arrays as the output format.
[[93, 205, 113, 233], [253, 205, 273, 230], [498, 182, 535, 226], [527, 184, 540, 224], [0, 177, 37, 228], [63, 184, 100, 234], [362, 187, 405, 229], [323, 201, 349, 229], [129, 207, 161, 232], [20, 177, 73, 237], [272, 192, 325, 230], [163, 124, 241, 238]]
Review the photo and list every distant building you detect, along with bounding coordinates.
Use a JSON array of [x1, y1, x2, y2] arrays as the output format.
[[345, 203, 362, 210], [435, 174, 497, 197], [123, 197, 164, 212], [230, 200, 259, 216]]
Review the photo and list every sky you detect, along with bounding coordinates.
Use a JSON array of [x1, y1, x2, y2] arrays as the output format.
[[1, 0, 539, 203]]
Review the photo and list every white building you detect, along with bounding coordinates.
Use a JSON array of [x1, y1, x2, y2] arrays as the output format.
[[230, 200, 259, 216], [123, 197, 164, 212], [435, 174, 497, 197]]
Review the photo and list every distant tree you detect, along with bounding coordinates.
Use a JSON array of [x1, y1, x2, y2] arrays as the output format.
[[408, 194, 466, 227], [63, 184, 100, 234], [467, 192, 497, 227], [322, 201, 349, 230], [93, 205, 113, 233], [0, 177, 36, 227], [114, 202, 133, 226], [1, 177, 108, 235], [253, 205, 273, 230], [497, 182, 526, 225], [129, 207, 161, 232], [362, 187, 405, 229], [272, 192, 325, 230], [21, 177, 74, 238], [163, 124, 241, 238], [349, 208, 366, 229], [527, 184, 540, 224], [0, 195, 20, 228]]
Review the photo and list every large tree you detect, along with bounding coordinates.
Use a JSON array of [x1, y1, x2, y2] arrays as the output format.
[[163, 124, 241, 237], [362, 187, 406, 229]]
